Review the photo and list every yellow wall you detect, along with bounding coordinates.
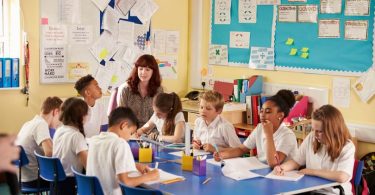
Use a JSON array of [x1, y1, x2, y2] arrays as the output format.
[[189, 0, 375, 127], [0, 0, 189, 134]]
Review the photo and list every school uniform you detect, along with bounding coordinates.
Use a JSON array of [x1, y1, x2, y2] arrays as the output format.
[[193, 115, 241, 148], [243, 123, 297, 162], [86, 132, 137, 195], [16, 115, 51, 187], [149, 112, 186, 141], [293, 133, 355, 195], [84, 101, 108, 138]]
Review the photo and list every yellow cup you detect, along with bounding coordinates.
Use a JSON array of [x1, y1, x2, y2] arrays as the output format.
[[139, 148, 152, 163], [181, 155, 193, 171]]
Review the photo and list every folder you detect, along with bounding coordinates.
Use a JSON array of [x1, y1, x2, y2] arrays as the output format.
[[11, 58, 19, 87], [213, 81, 234, 102], [0, 58, 3, 88], [246, 75, 263, 95], [2, 58, 12, 88], [245, 96, 252, 125]]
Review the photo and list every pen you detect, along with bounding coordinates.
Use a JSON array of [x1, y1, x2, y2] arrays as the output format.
[[155, 162, 159, 169], [213, 144, 225, 167], [202, 177, 211, 185]]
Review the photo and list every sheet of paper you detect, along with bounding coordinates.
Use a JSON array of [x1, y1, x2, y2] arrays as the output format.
[[278, 5, 297, 22], [157, 55, 178, 79], [318, 19, 340, 38], [345, 0, 370, 16], [41, 46, 67, 83], [169, 149, 210, 157], [95, 61, 117, 93], [222, 163, 262, 181], [332, 77, 351, 108], [59, 0, 81, 24], [42, 25, 68, 45], [265, 170, 304, 181], [297, 5, 318, 23], [67, 62, 89, 80], [102, 6, 121, 36], [215, 0, 231, 24], [133, 21, 150, 51], [207, 157, 269, 171], [129, 169, 185, 185], [90, 0, 111, 12], [257, 0, 280, 5], [152, 29, 167, 54], [131, 0, 159, 24], [209, 44, 228, 65], [320, 0, 341, 14], [352, 68, 375, 103], [89, 30, 119, 62], [115, 0, 136, 16], [117, 20, 134, 46], [109, 61, 132, 89], [249, 47, 275, 70], [69, 25, 93, 44], [344, 20, 368, 40], [122, 45, 142, 65], [165, 31, 180, 54], [230, 31, 250, 49], [238, 0, 257, 23]]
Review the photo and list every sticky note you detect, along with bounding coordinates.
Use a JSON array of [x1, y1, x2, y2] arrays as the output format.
[[289, 48, 298, 56], [99, 49, 109, 59], [111, 75, 118, 83], [300, 52, 309, 59], [301, 47, 309, 53], [41, 18, 49, 25], [285, 38, 294, 45]]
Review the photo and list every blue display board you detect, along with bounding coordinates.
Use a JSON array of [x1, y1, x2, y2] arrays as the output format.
[[210, 0, 374, 74]]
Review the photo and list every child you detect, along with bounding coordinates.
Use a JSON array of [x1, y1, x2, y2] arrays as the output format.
[[53, 97, 89, 194], [87, 107, 159, 195], [214, 90, 297, 167], [16, 96, 62, 188], [192, 91, 241, 153], [74, 74, 108, 138], [274, 105, 355, 194], [136, 92, 186, 143]]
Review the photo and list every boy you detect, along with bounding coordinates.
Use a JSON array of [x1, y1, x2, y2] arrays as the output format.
[[86, 107, 159, 195], [16, 96, 63, 188], [192, 91, 241, 153], [74, 74, 108, 138]]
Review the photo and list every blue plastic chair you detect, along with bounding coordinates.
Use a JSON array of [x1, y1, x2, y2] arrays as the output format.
[[71, 166, 104, 195], [13, 146, 50, 194], [34, 151, 66, 194], [119, 182, 163, 195]]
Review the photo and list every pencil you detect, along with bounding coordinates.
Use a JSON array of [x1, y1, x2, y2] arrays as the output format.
[[202, 177, 211, 184], [161, 178, 184, 184]]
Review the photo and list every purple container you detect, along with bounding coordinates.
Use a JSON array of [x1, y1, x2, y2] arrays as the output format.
[[131, 145, 139, 160], [193, 158, 206, 176]]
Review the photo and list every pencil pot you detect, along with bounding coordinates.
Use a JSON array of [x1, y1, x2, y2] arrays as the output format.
[[193, 158, 206, 176], [130, 143, 139, 160], [181, 155, 193, 171], [139, 148, 153, 163]]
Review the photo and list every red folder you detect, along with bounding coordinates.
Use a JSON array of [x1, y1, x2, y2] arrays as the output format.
[[213, 81, 234, 102]]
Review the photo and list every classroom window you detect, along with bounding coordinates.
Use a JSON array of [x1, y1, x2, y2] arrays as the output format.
[[0, 0, 21, 58]]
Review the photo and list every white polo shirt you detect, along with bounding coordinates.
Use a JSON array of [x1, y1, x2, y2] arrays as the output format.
[[86, 132, 137, 195], [53, 125, 88, 177], [293, 133, 355, 195], [243, 123, 297, 162], [149, 112, 186, 138], [193, 115, 241, 148], [16, 115, 51, 182], [84, 101, 108, 138]]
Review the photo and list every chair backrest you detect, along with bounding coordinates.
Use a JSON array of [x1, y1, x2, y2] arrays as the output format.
[[351, 160, 365, 195], [119, 182, 163, 195], [34, 151, 66, 182], [71, 166, 104, 195], [13, 145, 29, 167]]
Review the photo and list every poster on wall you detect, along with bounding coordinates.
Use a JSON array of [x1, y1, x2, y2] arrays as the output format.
[[318, 19, 340, 38], [41, 46, 67, 83], [278, 5, 297, 22], [345, 20, 368, 40], [344, 0, 370, 16], [320, 0, 342, 14]]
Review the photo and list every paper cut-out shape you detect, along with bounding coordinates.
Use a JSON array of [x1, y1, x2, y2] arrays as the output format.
[[301, 47, 309, 53], [289, 48, 298, 56], [300, 52, 309, 59], [285, 38, 294, 45]]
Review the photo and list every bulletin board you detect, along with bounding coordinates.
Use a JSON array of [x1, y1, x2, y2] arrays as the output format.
[[210, 0, 375, 75]]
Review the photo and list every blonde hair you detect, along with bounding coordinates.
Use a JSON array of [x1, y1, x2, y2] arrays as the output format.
[[312, 105, 352, 162], [199, 90, 224, 111]]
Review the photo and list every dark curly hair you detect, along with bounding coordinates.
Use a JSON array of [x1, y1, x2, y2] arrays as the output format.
[[126, 54, 161, 97], [267, 89, 295, 119], [74, 75, 95, 96]]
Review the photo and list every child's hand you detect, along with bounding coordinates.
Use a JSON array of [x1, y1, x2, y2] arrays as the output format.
[[148, 132, 159, 141], [136, 163, 150, 174], [213, 152, 222, 162], [262, 120, 274, 138], [273, 165, 284, 176], [148, 169, 160, 181], [202, 143, 215, 153], [192, 140, 202, 149], [136, 129, 144, 137]]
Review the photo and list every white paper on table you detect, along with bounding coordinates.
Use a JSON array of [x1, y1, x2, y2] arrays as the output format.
[[238, 0, 257, 23], [90, 0, 111, 12], [129, 169, 185, 185], [69, 25, 93, 44], [265, 170, 304, 181], [207, 157, 269, 171], [352, 68, 375, 103], [59, 0, 81, 24], [166, 31, 180, 54], [89, 30, 119, 62], [169, 149, 210, 157], [320, 0, 341, 14], [117, 20, 135, 45], [152, 29, 167, 54], [221, 163, 262, 181], [95, 61, 117, 93], [131, 0, 159, 24], [115, 0, 136, 16], [215, 0, 231, 24], [230, 31, 250, 49], [278, 5, 297, 22], [332, 77, 351, 108], [102, 6, 121, 36]]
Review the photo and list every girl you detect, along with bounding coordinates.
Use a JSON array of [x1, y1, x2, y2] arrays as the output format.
[[53, 97, 89, 194], [136, 92, 186, 143], [116, 54, 163, 127], [215, 89, 298, 167], [274, 105, 355, 195]]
